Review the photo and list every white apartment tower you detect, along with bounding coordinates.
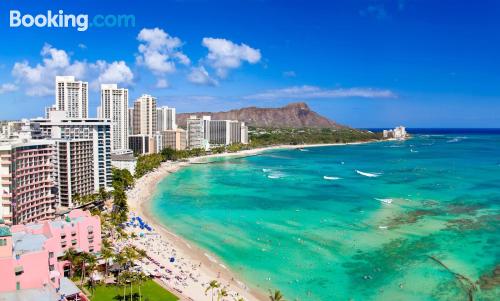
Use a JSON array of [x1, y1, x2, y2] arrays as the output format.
[[32, 112, 113, 191], [128, 107, 135, 135], [133, 95, 157, 136], [157, 106, 177, 131], [99, 84, 129, 152], [186, 115, 211, 150], [55, 76, 88, 118]]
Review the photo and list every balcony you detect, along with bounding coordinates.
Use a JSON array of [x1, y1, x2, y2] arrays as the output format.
[[1, 160, 11, 165], [1, 180, 11, 185]]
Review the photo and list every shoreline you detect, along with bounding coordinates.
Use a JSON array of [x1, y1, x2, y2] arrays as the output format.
[[126, 140, 385, 301]]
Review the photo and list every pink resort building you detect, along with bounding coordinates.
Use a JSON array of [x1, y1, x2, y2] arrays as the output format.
[[0, 138, 57, 225], [0, 209, 101, 301]]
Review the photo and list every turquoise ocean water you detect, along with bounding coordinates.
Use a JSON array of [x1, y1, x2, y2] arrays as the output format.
[[151, 132, 500, 301]]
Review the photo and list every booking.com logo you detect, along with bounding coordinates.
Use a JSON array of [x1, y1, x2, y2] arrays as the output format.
[[9, 10, 135, 31]]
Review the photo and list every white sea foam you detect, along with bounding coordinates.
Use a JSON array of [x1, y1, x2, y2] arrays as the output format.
[[323, 176, 341, 180], [378, 225, 388, 230], [356, 170, 381, 177], [447, 136, 467, 143], [204, 253, 218, 263], [262, 168, 272, 172], [375, 198, 393, 204], [410, 149, 419, 153]]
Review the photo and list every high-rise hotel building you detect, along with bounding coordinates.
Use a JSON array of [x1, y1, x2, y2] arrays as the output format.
[[0, 139, 57, 225], [186, 115, 211, 150], [99, 84, 129, 152], [54, 139, 94, 208], [157, 106, 177, 131], [209, 120, 248, 146], [32, 112, 112, 193], [133, 95, 157, 135], [55, 76, 88, 118]]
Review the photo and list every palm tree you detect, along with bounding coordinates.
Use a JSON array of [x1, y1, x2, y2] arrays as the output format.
[[101, 246, 114, 278], [124, 246, 139, 271], [135, 272, 148, 301], [268, 290, 286, 301], [78, 252, 97, 286], [115, 253, 128, 273], [61, 248, 78, 278], [116, 271, 129, 301], [86, 258, 98, 294], [205, 280, 220, 301], [217, 288, 228, 301]]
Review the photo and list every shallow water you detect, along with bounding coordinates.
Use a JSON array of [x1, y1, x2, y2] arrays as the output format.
[[152, 133, 500, 301]]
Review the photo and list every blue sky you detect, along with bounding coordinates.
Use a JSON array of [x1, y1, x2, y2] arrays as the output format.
[[0, 0, 499, 127]]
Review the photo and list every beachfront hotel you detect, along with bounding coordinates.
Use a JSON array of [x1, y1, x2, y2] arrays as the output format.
[[0, 136, 57, 226], [209, 120, 248, 146], [99, 84, 129, 152], [55, 76, 89, 119], [133, 94, 157, 136], [161, 128, 187, 151], [129, 134, 154, 155], [186, 115, 211, 150], [0, 209, 100, 300], [54, 139, 95, 208], [157, 106, 177, 131], [32, 111, 113, 193]]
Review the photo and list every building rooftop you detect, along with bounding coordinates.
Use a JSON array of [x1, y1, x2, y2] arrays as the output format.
[[0, 287, 59, 301], [12, 232, 47, 255], [59, 277, 82, 297]]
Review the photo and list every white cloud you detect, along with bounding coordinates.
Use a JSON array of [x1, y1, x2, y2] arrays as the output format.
[[245, 85, 397, 100], [283, 71, 296, 78], [136, 28, 190, 77], [0, 83, 18, 94], [187, 66, 218, 86], [156, 78, 169, 88], [93, 60, 134, 86], [78, 43, 87, 49], [201, 37, 261, 78], [12, 43, 88, 96], [12, 44, 134, 96]]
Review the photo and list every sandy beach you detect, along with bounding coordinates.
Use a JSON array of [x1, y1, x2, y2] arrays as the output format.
[[125, 142, 376, 301]]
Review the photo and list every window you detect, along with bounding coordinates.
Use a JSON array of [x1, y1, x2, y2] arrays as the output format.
[[0, 239, 6, 246], [16, 282, 20, 290], [49, 264, 54, 271], [48, 252, 54, 259]]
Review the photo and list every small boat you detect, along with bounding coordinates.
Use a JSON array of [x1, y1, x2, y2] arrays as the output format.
[[375, 198, 393, 204], [323, 176, 341, 180], [356, 170, 381, 177]]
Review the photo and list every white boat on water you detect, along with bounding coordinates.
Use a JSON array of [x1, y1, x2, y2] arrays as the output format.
[[375, 198, 393, 204], [356, 170, 381, 177], [323, 176, 341, 180]]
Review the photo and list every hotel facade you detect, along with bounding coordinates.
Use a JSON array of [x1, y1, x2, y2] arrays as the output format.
[[99, 84, 129, 152], [0, 209, 99, 300], [32, 112, 113, 193], [0, 139, 57, 225], [55, 76, 88, 119]]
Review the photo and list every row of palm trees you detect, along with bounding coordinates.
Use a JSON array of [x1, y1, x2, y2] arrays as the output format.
[[205, 280, 286, 301], [62, 243, 148, 301]]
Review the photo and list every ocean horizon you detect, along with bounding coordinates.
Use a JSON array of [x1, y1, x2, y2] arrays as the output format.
[[151, 130, 500, 300]]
